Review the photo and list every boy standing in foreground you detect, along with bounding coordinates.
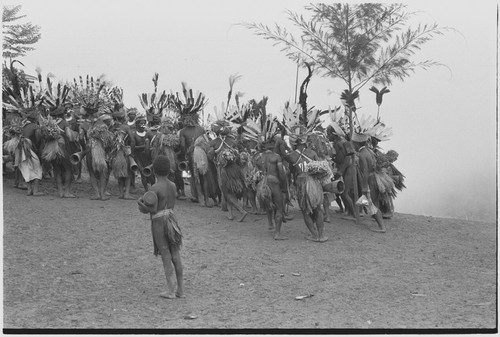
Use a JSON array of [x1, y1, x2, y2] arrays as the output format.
[[137, 155, 185, 299]]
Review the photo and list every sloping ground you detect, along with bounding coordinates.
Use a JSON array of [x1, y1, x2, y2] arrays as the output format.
[[2, 173, 497, 330]]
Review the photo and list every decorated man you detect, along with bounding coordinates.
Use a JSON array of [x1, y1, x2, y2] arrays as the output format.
[[132, 115, 155, 191], [284, 136, 328, 242]]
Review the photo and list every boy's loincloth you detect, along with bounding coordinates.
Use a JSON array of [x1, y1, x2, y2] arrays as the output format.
[[151, 209, 182, 255]]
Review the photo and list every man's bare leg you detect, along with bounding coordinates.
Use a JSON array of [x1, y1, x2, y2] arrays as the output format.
[[323, 193, 330, 223], [314, 208, 328, 242], [123, 176, 134, 199], [63, 169, 76, 198], [369, 210, 386, 233], [226, 201, 235, 220], [302, 211, 319, 241], [32, 179, 45, 196], [99, 173, 110, 201], [89, 171, 100, 200], [55, 171, 64, 198], [26, 181, 33, 195], [118, 179, 125, 199], [273, 210, 288, 240], [266, 210, 274, 230]]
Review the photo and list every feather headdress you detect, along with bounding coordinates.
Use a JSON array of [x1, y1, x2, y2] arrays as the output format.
[[71, 75, 111, 115], [3, 84, 44, 118], [138, 73, 170, 121], [278, 101, 322, 144], [171, 81, 207, 127], [109, 86, 125, 112], [240, 97, 279, 144], [319, 106, 347, 137], [366, 122, 393, 142], [40, 73, 71, 114]]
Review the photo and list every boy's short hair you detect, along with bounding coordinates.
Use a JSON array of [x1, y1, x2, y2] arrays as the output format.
[[153, 155, 170, 176]]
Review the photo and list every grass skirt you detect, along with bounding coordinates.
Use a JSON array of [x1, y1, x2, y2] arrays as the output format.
[[256, 175, 279, 211], [112, 149, 129, 179], [220, 162, 246, 198], [193, 146, 209, 175], [151, 209, 182, 255], [89, 139, 108, 173], [296, 173, 324, 215], [42, 138, 67, 162], [204, 160, 220, 200]]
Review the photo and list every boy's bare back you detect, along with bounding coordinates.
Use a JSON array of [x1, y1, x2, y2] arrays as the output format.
[[150, 177, 177, 211]]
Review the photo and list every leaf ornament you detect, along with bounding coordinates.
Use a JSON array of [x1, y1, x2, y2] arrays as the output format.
[[369, 86, 390, 106]]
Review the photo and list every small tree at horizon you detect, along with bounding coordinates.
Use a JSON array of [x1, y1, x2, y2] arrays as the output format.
[[243, 3, 450, 138]]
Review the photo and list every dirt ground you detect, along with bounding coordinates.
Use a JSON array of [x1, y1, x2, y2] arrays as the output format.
[[2, 171, 497, 331]]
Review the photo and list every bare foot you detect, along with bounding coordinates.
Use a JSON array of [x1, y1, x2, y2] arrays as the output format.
[[74, 178, 83, 184], [118, 195, 124, 199], [175, 292, 185, 298], [268, 224, 275, 230], [317, 236, 329, 242], [124, 195, 135, 200], [323, 218, 330, 223], [104, 191, 112, 197], [63, 193, 76, 198], [284, 214, 294, 220], [159, 292, 176, 299], [58, 192, 64, 198], [274, 234, 288, 240], [238, 211, 248, 222], [15, 185, 28, 190], [306, 234, 319, 242], [90, 194, 100, 200], [190, 198, 199, 203], [368, 227, 386, 233], [177, 195, 187, 200], [227, 214, 234, 220], [32, 192, 45, 196], [100, 195, 110, 201]]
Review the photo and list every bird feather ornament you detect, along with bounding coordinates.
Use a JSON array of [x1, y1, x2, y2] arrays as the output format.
[[356, 114, 377, 134], [366, 122, 393, 142]]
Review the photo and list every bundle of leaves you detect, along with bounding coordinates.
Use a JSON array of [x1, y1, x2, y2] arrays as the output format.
[[306, 160, 331, 180], [88, 124, 114, 150], [376, 152, 391, 171], [246, 168, 264, 191], [39, 116, 63, 140], [217, 148, 237, 167], [3, 118, 23, 138]]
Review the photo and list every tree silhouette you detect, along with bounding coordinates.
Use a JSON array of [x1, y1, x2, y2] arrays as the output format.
[[3, 5, 41, 59]]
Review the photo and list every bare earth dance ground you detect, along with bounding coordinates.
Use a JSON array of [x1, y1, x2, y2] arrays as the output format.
[[2, 172, 497, 331]]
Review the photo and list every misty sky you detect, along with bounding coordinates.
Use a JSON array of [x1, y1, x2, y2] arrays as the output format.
[[6, 0, 498, 221]]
